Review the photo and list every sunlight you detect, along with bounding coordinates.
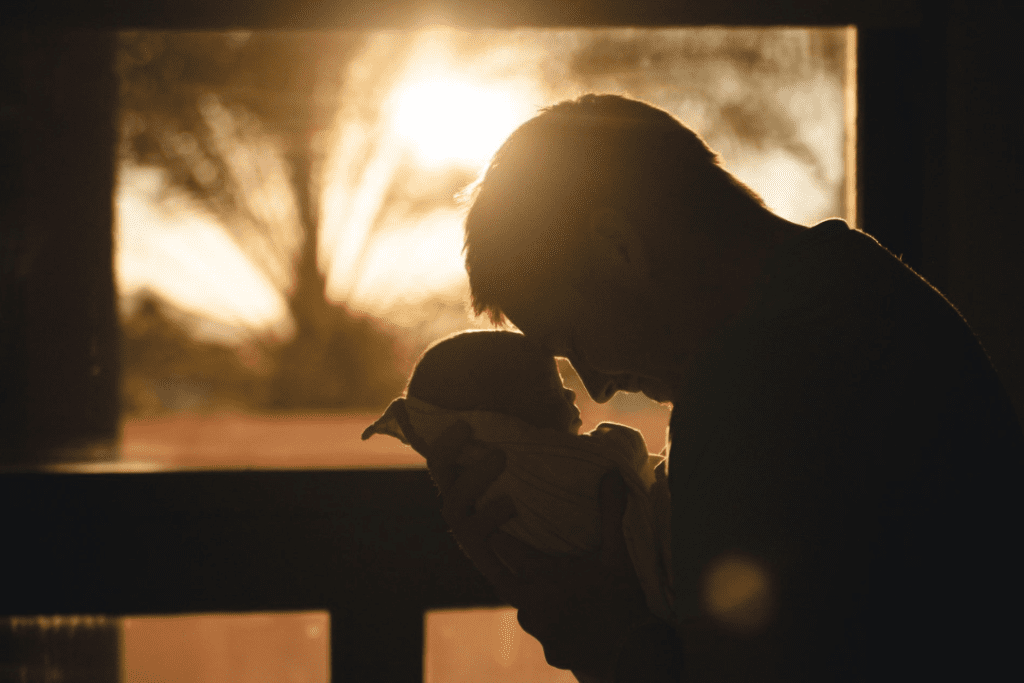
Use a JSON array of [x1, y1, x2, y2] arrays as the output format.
[[117, 28, 852, 353], [346, 208, 469, 314], [116, 166, 292, 342], [391, 78, 528, 167], [320, 30, 547, 314]]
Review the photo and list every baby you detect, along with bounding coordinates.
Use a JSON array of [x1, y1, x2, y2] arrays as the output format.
[[362, 330, 673, 623]]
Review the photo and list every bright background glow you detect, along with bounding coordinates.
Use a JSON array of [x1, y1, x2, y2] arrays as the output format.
[[117, 27, 850, 360], [391, 79, 533, 167], [114, 30, 852, 683], [116, 166, 293, 344]]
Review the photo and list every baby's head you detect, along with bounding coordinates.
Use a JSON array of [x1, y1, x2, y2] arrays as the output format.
[[408, 330, 582, 434]]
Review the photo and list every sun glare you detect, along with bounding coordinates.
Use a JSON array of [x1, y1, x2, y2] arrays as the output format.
[[391, 78, 532, 167], [119, 28, 850, 350], [319, 33, 547, 313]]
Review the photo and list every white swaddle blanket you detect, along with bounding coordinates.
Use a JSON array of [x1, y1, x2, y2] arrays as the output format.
[[362, 396, 674, 622]]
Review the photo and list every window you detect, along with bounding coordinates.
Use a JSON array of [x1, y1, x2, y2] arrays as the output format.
[[115, 26, 854, 471], [123, 612, 329, 683], [3, 20, 859, 683], [108, 26, 853, 681]]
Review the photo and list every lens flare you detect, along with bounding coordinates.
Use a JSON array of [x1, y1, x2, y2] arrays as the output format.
[[703, 554, 773, 632]]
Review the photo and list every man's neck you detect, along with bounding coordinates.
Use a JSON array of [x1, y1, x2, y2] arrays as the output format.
[[656, 210, 807, 382]]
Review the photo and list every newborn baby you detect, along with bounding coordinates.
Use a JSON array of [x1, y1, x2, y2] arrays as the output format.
[[362, 330, 673, 623]]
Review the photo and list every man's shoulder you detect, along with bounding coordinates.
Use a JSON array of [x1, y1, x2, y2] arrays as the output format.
[[758, 219, 947, 318], [733, 219, 979, 372], [672, 218, 1019, 452]]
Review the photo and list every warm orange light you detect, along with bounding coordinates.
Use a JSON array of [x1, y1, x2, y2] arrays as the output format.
[[322, 31, 545, 311], [425, 607, 576, 682], [122, 612, 329, 683], [391, 78, 531, 167]]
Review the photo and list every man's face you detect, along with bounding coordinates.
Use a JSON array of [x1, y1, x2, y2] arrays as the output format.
[[510, 356, 583, 434], [501, 278, 677, 406]]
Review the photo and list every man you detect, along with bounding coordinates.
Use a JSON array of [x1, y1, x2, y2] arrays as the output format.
[[425, 94, 1022, 681]]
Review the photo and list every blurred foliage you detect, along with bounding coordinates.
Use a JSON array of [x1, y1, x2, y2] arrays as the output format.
[[120, 293, 272, 416], [117, 31, 410, 414], [115, 28, 847, 416], [267, 293, 410, 412], [118, 31, 354, 229], [560, 27, 848, 191], [120, 292, 407, 417]]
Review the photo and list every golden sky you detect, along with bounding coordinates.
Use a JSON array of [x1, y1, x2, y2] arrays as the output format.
[[116, 28, 849, 344]]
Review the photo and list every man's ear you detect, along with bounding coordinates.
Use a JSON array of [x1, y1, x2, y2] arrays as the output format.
[[587, 207, 652, 281]]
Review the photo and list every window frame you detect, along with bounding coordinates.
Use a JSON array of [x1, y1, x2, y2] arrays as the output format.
[[3, 2, 948, 681]]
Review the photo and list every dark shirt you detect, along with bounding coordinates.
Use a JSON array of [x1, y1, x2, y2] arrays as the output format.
[[667, 219, 1022, 681]]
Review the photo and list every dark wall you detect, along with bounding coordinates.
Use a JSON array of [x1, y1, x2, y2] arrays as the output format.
[[6, 0, 920, 30], [941, 1, 1024, 422], [858, 0, 1024, 422], [0, 32, 120, 464]]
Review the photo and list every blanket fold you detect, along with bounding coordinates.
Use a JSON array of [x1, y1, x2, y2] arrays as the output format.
[[363, 396, 674, 622]]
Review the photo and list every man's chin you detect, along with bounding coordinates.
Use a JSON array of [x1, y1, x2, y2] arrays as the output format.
[[606, 375, 674, 404], [638, 379, 674, 405]]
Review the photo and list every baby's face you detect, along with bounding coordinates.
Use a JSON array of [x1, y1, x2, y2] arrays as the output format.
[[512, 357, 583, 434]]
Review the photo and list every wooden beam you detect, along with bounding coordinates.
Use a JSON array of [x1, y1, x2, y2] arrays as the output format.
[[7, 0, 921, 30], [1, 469, 502, 683], [0, 31, 120, 465], [1, 470, 499, 615]]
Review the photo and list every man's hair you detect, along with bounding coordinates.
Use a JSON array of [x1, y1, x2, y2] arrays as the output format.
[[462, 93, 767, 325], [407, 330, 553, 413]]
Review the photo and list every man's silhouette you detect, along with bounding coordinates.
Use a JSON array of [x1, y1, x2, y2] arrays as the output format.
[[425, 94, 1022, 682]]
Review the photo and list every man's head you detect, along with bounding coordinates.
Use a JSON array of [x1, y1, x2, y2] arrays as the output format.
[[462, 94, 773, 403], [463, 94, 767, 326], [407, 330, 582, 434]]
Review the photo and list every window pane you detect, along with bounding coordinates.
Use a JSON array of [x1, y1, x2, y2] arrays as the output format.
[[122, 612, 329, 683], [425, 607, 577, 683], [1, 615, 119, 683], [115, 27, 853, 469]]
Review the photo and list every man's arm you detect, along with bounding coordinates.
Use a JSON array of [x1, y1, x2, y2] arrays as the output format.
[[614, 617, 686, 683], [424, 422, 686, 682]]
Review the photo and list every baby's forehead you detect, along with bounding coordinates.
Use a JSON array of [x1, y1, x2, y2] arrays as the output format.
[[473, 350, 554, 377], [459, 347, 560, 387], [416, 331, 561, 388]]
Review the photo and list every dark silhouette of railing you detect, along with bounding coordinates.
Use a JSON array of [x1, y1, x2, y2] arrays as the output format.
[[1, 469, 502, 681]]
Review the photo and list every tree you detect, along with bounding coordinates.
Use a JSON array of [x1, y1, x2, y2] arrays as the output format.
[[117, 31, 410, 411], [120, 292, 274, 416], [115, 27, 849, 415], [560, 27, 850, 221]]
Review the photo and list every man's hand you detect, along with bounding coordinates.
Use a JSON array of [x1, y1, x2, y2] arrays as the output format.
[[424, 422, 654, 680], [424, 421, 520, 582], [492, 471, 653, 680]]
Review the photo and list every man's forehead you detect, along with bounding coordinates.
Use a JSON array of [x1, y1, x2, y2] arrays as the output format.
[[501, 301, 566, 349], [501, 274, 583, 326]]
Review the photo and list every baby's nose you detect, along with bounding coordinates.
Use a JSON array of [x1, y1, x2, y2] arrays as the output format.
[[564, 388, 576, 403]]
